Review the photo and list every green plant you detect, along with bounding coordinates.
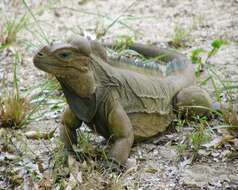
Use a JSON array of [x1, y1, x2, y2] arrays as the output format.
[[191, 39, 228, 77], [0, 55, 30, 128], [106, 174, 126, 190], [191, 39, 231, 103], [49, 140, 68, 188], [0, 53, 58, 128], [190, 127, 210, 149], [189, 116, 211, 161], [0, 94, 29, 128], [191, 131, 209, 150], [0, 15, 28, 48], [49, 136, 125, 189], [175, 143, 187, 156], [173, 118, 187, 133], [169, 25, 192, 48], [72, 131, 108, 162], [112, 35, 135, 52]]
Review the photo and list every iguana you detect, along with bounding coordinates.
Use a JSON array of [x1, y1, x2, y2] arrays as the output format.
[[33, 36, 234, 164]]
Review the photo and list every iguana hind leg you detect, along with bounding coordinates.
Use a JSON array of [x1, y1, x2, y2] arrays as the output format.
[[60, 106, 82, 150], [175, 86, 238, 127], [175, 86, 212, 117]]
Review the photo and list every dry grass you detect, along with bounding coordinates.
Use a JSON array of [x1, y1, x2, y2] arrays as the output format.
[[48, 138, 126, 189], [0, 95, 29, 128], [0, 57, 30, 128], [0, 15, 28, 48]]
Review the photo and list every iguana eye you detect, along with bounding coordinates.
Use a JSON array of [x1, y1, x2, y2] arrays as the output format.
[[58, 51, 72, 60]]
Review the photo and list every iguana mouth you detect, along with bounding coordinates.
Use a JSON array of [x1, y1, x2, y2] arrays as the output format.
[[33, 58, 83, 74], [33, 58, 63, 71]]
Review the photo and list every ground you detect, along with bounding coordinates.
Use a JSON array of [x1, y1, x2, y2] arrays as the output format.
[[0, 0, 238, 189]]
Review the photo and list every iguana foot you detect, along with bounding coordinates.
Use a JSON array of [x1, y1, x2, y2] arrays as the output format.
[[110, 136, 134, 165]]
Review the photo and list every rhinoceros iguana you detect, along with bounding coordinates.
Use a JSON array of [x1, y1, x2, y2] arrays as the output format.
[[33, 36, 233, 164]]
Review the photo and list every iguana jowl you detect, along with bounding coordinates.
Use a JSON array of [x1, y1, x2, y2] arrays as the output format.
[[33, 37, 232, 164]]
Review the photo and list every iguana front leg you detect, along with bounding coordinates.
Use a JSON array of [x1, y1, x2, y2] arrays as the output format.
[[107, 102, 134, 164], [60, 106, 82, 150]]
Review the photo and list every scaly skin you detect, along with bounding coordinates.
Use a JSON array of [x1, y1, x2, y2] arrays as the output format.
[[33, 36, 234, 164]]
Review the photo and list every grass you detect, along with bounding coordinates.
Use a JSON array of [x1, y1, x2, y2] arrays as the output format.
[[2, 1, 235, 188], [0, 55, 30, 128], [190, 116, 210, 147], [169, 15, 206, 49], [191, 40, 228, 76], [0, 93, 29, 128], [56, 1, 145, 38], [111, 35, 135, 52], [0, 14, 28, 49], [188, 40, 237, 160], [22, 0, 50, 44], [175, 143, 187, 156], [170, 39, 237, 163], [168, 25, 192, 48], [0, 0, 60, 51], [48, 136, 125, 189], [189, 116, 211, 162], [174, 116, 211, 161], [0, 0, 164, 189], [0, 53, 62, 129], [97, 0, 138, 38], [75, 131, 107, 161], [191, 39, 230, 101]]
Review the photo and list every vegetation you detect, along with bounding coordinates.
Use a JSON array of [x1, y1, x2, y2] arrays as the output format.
[[191, 39, 228, 78], [168, 25, 192, 48], [190, 116, 211, 160], [0, 55, 30, 128], [0, 15, 28, 48], [0, 0, 237, 189], [111, 35, 135, 52]]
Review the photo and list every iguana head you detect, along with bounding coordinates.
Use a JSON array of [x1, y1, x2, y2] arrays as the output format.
[[33, 37, 97, 97], [33, 37, 93, 76]]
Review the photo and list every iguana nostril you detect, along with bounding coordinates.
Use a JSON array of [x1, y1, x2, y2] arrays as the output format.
[[37, 52, 44, 57]]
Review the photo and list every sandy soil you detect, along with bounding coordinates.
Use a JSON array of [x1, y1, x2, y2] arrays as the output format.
[[0, 0, 238, 189]]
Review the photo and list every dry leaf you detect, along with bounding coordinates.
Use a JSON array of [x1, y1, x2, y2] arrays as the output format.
[[38, 171, 53, 189], [25, 128, 56, 140]]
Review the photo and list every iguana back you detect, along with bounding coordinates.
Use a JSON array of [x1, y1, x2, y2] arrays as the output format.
[[103, 42, 196, 93]]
